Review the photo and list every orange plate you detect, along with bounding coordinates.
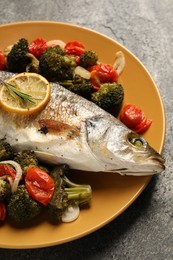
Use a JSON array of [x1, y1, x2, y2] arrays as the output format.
[[0, 21, 165, 249]]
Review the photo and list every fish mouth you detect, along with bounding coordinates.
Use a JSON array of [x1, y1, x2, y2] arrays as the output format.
[[114, 169, 163, 176], [110, 155, 165, 176], [149, 153, 165, 165]]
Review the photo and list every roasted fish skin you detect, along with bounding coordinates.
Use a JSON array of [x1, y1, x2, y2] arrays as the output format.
[[0, 71, 165, 175]]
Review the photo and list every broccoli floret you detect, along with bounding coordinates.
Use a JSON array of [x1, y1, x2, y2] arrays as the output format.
[[39, 46, 77, 81], [79, 50, 98, 68], [7, 185, 43, 223], [6, 38, 30, 72], [44, 45, 66, 56], [47, 164, 92, 224], [59, 74, 93, 99], [0, 179, 11, 200], [91, 82, 124, 115], [13, 150, 38, 175], [0, 139, 14, 161]]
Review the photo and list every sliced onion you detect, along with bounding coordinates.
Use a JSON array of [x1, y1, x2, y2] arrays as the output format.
[[46, 40, 66, 49], [7, 176, 13, 189], [0, 160, 22, 193], [62, 204, 80, 223], [113, 51, 125, 75], [74, 66, 91, 79], [0, 176, 6, 180]]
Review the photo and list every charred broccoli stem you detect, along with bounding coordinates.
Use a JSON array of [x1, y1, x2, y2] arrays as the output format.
[[59, 74, 93, 99], [0, 179, 11, 200], [39, 46, 77, 81], [47, 165, 68, 223], [0, 139, 14, 161], [7, 185, 43, 223], [47, 164, 92, 224], [79, 50, 98, 68], [13, 150, 38, 175], [91, 82, 124, 115], [6, 38, 30, 72]]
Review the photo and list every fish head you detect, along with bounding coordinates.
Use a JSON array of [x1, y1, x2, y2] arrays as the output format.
[[86, 116, 165, 175], [107, 130, 165, 175]]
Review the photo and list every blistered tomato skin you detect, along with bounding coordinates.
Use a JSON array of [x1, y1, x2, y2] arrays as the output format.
[[25, 167, 55, 206], [64, 41, 85, 56], [120, 104, 152, 134], [89, 64, 118, 90], [120, 104, 144, 129], [0, 164, 16, 180], [135, 118, 152, 134], [29, 38, 48, 59]]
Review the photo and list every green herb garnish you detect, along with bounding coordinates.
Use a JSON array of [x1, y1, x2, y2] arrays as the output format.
[[0, 79, 36, 108]]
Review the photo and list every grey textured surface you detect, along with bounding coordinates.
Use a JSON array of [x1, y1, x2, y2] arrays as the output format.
[[0, 0, 173, 259]]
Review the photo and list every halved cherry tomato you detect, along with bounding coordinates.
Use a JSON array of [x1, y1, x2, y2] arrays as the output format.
[[89, 64, 118, 90], [120, 104, 144, 129], [29, 38, 48, 59], [64, 41, 85, 56], [135, 118, 152, 134], [25, 167, 55, 206], [0, 51, 6, 70], [120, 104, 152, 134], [0, 202, 6, 221], [0, 164, 16, 180]]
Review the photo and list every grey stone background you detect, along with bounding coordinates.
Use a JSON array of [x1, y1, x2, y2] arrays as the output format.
[[0, 0, 172, 259]]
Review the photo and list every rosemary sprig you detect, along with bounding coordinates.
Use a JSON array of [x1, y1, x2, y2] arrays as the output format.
[[0, 79, 36, 109]]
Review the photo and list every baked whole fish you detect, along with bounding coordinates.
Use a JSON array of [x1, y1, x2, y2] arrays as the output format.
[[0, 71, 165, 176]]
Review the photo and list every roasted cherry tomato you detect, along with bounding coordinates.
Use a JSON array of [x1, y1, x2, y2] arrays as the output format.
[[0, 51, 6, 70], [89, 64, 118, 90], [0, 164, 16, 180], [120, 104, 152, 134], [120, 104, 144, 129], [135, 118, 152, 134], [29, 38, 48, 59], [0, 202, 6, 221], [25, 167, 55, 206], [64, 41, 85, 56]]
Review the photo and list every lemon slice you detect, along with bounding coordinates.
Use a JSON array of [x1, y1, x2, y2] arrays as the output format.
[[0, 72, 50, 115]]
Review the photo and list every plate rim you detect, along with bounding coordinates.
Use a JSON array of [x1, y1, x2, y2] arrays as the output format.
[[0, 20, 166, 249]]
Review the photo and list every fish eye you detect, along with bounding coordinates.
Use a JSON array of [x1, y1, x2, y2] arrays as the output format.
[[127, 132, 147, 148]]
